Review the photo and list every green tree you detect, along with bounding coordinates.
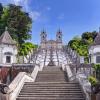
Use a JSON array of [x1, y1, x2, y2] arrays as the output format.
[[82, 31, 97, 45], [68, 36, 81, 50], [0, 4, 32, 45], [68, 31, 97, 63], [19, 42, 37, 56], [0, 3, 3, 17], [0, 3, 4, 33]]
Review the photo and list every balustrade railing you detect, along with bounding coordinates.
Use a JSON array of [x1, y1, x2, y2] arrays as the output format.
[[63, 46, 80, 65]]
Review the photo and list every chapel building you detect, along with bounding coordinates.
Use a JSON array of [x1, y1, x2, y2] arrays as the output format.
[[89, 28, 100, 64], [0, 27, 17, 65]]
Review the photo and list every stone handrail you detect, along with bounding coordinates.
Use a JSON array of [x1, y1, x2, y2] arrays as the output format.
[[8, 72, 33, 100], [63, 46, 80, 64], [31, 65, 40, 81], [62, 63, 91, 100], [8, 64, 40, 100], [62, 64, 74, 81], [76, 73, 91, 100]]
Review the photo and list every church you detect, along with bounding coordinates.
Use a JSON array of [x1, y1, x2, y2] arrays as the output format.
[[40, 29, 63, 49]]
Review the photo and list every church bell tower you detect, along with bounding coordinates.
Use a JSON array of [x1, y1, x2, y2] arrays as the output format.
[[40, 30, 47, 43], [56, 29, 62, 43]]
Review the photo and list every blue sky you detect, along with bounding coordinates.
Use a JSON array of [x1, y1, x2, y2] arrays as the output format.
[[1, 0, 100, 44]]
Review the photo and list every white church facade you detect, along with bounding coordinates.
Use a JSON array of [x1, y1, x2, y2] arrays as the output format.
[[40, 30, 63, 49], [0, 28, 17, 65]]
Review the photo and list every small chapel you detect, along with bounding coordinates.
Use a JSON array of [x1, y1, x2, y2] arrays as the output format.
[[89, 28, 100, 64], [40, 29, 63, 49], [0, 27, 17, 65]]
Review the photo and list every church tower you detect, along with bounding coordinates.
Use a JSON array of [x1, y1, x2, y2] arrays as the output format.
[[40, 30, 47, 43], [56, 29, 62, 43]]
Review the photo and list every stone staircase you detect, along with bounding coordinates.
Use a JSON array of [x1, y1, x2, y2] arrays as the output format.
[[16, 67, 86, 100]]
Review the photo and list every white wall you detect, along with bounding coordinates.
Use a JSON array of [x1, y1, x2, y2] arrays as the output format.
[[89, 45, 100, 64], [0, 44, 17, 64]]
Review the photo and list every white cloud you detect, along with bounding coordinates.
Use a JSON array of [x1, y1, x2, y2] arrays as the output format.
[[58, 14, 65, 20], [13, 0, 22, 5], [13, 0, 41, 20], [13, 0, 29, 11], [46, 7, 51, 11], [30, 11, 41, 21], [1, 0, 41, 21]]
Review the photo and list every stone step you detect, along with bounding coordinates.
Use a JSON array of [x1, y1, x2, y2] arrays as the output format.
[[17, 97, 85, 100], [35, 77, 67, 80], [21, 88, 81, 91], [17, 94, 84, 98], [24, 82, 78, 84], [23, 84, 79, 86], [17, 67, 85, 100], [35, 78, 68, 82], [36, 74, 66, 76], [37, 72, 64, 74], [35, 79, 67, 82], [20, 91, 82, 95], [20, 90, 82, 93], [43, 67, 62, 71]]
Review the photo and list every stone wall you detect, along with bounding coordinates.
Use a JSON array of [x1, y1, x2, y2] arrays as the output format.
[[0, 67, 10, 84]]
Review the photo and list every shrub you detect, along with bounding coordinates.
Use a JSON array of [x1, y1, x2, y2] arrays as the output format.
[[88, 76, 98, 86]]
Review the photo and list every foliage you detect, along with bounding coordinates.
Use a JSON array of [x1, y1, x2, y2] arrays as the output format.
[[88, 76, 98, 85], [0, 4, 32, 45], [93, 64, 100, 81], [19, 42, 37, 56], [68, 36, 88, 56], [82, 31, 97, 42], [68, 31, 97, 62], [0, 3, 3, 17], [93, 64, 100, 70]]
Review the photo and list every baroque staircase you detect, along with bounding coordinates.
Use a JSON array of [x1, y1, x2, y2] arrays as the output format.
[[16, 67, 86, 100]]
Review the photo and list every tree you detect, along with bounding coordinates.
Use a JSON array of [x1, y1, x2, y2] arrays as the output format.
[[68, 31, 98, 63], [0, 3, 4, 33], [0, 4, 32, 45], [68, 36, 81, 50], [82, 31, 97, 45], [0, 3, 3, 17], [19, 42, 37, 56]]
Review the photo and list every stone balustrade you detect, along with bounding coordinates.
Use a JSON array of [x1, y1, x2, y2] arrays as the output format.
[[8, 63, 40, 100]]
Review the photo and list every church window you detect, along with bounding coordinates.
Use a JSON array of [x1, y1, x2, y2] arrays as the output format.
[[59, 36, 61, 38], [6, 56, 11, 63], [43, 35, 45, 38], [96, 56, 100, 63]]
